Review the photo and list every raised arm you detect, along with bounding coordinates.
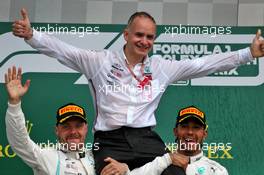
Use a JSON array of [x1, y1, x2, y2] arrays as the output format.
[[5, 66, 43, 169], [12, 9, 105, 78], [159, 30, 264, 84]]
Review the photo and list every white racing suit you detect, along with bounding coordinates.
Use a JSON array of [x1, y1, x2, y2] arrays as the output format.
[[5, 102, 172, 175], [186, 152, 228, 175]]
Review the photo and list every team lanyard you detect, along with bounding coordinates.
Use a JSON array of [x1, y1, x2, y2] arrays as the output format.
[[125, 60, 152, 89]]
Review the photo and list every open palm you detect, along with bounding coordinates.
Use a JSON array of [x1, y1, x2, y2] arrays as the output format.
[[5, 67, 30, 104]]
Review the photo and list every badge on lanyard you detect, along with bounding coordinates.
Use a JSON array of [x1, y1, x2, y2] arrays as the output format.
[[138, 64, 152, 89]]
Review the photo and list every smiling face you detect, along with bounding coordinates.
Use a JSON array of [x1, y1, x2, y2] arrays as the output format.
[[174, 118, 207, 156], [123, 16, 156, 63], [55, 118, 88, 151]]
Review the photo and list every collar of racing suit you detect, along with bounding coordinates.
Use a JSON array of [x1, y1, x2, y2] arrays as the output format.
[[60, 150, 86, 159], [57, 142, 86, 159], [189, 151, 203, 164]]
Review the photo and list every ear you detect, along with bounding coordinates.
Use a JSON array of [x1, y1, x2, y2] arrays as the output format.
[[203, 130, 208, 140], [55, 126, 59, 137], [123, 28, 129, 42], [84, 123, 88, 134], [173, 127, 178, 137]]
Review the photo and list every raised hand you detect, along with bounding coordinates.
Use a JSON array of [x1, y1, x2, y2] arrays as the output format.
[[250, 29, 264, 58], [101, 157, 129, 175], [12, 8, 33, 40], [5, 66, 30, 104]]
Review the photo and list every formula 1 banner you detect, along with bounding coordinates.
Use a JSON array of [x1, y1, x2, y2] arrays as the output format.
[[0, 22, 263, 174]]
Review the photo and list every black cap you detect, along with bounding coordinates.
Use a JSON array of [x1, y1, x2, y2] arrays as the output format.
[[176, 106, 207, 129], [56, 103, 87, 125]]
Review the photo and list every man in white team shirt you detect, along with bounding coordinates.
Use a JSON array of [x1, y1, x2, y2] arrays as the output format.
[[173, 106, 228, 175], [4, 66, 189, 175], [12, 8, 264, 175]]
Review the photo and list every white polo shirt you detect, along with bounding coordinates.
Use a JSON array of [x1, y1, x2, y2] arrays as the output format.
[[26, 30, 253, 131]]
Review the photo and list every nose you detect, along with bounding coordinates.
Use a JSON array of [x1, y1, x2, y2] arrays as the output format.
[[141, 36, 148, 45], [187, 127, 194, 135], [69, 127, 78, 134]]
